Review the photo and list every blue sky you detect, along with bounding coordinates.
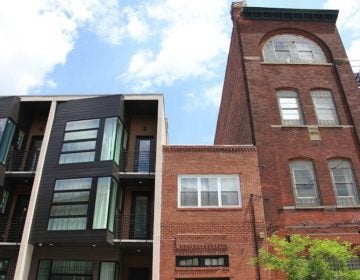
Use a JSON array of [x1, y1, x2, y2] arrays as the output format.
[[0, 0, 359, 144]]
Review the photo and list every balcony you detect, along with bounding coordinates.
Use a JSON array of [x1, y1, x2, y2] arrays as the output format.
[[119, 151, 155, 173], [114, 213, 152, 241], [6, 150, 40, 172], [0, 216, 25, 243]]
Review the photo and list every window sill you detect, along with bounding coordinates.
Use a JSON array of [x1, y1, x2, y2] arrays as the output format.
[[271, 124, 353, 129], [177, 207, 242, 211], [261, 62, 333, 66], [282, 205, 360, 210]]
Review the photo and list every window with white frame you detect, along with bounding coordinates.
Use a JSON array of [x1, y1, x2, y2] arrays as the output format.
[[289, 160, 320, 207], [263, 34, 327, 64], [178, 175, 241, 207], [311, 90, 339, 125], [328, 159, 359, 206], [277, 90, 304, 125]]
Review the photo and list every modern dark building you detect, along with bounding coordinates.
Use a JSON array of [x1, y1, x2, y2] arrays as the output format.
[[0, 95, 166, 279]]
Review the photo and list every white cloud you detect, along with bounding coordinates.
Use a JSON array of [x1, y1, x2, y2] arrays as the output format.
[[324, 0, 360, 33], [182, 83, 223, 112], [346, 40, 360, 73], [121, 0, 231, 90], [0, 0, 151, 94], [324, 0, 360, 72]]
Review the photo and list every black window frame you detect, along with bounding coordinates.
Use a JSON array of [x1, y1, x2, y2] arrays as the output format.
[[36, 259, 94, 280], [176, 255, 229, 267]]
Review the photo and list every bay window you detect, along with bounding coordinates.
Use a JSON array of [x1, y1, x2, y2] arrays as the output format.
[[48, 178, 92, 231], [48, 177, 119, 232]]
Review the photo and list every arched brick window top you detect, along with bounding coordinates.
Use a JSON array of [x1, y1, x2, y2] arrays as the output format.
[[263, 34, 327, 64]]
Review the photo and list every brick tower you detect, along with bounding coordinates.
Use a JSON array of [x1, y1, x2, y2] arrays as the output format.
[[215, 3, 360, 245]]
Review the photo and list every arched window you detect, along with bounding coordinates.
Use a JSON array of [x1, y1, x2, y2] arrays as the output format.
[[328, 159, 359, 206], [289, 160, 320, 207], [263, 34, 327, 64], [311, 89, 339, 125], [277, 90, 304, 125]]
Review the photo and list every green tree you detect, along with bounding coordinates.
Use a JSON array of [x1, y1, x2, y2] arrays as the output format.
[[253, 234, 360, 280]]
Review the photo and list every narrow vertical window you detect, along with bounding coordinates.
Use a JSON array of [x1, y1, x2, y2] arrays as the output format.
[[290, 160, 320, 207], [328, 159, 359, 206], [0, 118, 16, 165], [93, 177, 118, 232], [99, 262, 119, 280], [101, 117, 123, 165], [277, 91, 303, 125], [311, 90, 339, 125], [0, 259, 9, 280]]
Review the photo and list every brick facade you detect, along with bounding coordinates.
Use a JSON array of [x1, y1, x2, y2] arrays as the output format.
[[160, 145, 269, 279], [215, 4, 360, 248]]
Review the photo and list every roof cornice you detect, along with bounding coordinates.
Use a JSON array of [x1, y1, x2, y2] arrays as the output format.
[[163, 145, 256, 153], [239, 6, 338, 23]]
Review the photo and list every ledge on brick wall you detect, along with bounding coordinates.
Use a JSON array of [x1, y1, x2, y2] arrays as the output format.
[[163, 145, 256, 153], [261, 62, 333, 66], [271, 125, 353, 129], [281, 205, 360, 210]]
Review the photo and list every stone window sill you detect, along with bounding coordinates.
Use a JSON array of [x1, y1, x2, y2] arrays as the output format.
[[271, 125, 353, 129], [281, 205, 360, 210]]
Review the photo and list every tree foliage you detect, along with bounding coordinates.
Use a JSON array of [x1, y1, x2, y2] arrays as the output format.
[[253, 234, 360, 280]]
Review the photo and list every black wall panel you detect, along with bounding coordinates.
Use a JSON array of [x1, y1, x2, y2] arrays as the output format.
[[31, 95, 123, 244]]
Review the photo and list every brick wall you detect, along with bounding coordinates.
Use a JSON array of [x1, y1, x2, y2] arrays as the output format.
[[161, 145, 269, 280]]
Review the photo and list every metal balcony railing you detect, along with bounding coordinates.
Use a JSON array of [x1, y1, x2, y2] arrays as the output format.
[[119, 151, 155, 173], [0, 217, 26, 243], [114, 213, 153, 240], [6, 150, 40, 172]]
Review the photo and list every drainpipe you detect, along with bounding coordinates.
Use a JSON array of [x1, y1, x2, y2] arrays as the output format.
[[250, 194, 261, 280]]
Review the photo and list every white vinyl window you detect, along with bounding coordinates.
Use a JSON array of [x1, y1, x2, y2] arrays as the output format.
[[289, 160, 320, 207], [277, 90, 303, 125], [311, 90, 339, 125], [328, 159, 359, 206], [263, 34, 327, 64], [178, 175, 241, 207]]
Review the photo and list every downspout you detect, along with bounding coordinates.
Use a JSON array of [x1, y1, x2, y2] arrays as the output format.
[[250, 194, 261, 280]]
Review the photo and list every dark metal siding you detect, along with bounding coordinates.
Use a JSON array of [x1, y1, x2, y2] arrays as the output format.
[[31, 95, 123, 244]]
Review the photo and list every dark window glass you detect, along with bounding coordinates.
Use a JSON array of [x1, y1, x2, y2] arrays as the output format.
[[176, 256, 229, 267]]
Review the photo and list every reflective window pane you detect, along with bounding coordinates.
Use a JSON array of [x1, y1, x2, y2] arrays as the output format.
[[65, 119, 100, 131], [64, 130, 98, 141], [61, 141, 96, 152], [55, 178, 92, 191]]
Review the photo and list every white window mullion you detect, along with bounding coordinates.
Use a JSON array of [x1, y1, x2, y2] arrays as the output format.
[[218, 177, 222, 207], [197, 178, 201, 207]]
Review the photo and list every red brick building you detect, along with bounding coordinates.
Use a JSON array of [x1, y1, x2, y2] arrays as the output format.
[[161, 145, 267, 280], [215, 2, 360, 249]]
